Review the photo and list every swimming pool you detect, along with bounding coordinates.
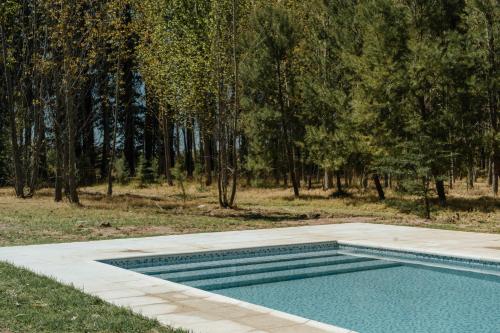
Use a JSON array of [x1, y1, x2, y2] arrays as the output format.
[[103, 242, 500, 333]]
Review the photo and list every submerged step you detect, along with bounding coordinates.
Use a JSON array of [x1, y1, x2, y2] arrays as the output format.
[[160, 255, 375, 283], [185, 260, 402, 291], [132, 249, 342, 275]]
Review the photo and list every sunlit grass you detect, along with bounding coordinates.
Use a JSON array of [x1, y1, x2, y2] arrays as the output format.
[[0, 178, 497, 247]]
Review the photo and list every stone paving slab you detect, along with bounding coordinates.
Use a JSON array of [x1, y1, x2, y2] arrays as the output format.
[[1, 223, 499, 333]]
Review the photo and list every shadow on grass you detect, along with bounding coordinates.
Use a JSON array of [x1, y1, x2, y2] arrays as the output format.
[[383, 198, 429, 217], [32, 190, 169, 202], [80, 191, 211, 207], [81, 191, 209, 201], [384, 196, 499, 218], [282, 189, 498, 219], [281, 194, 329, 201], [205, 207, 321, 222], [279, 188, 365, 201], [444, 196, 499, 213], [78, 190, 319, 222]]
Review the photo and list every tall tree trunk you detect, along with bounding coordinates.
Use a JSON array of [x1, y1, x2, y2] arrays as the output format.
[[28, 60, 45, 195], [335, 171, 343, 194], [487, 156, 493, 186], [217, 96, 229, 207], [344, 168, 349, 188], [214, 7, 230, 208], [307, 164, 313, 190], [65, 93, 79, 204], [107, 67, 120, 197], [240, 133, 250, 186], [100, 73, 110, 180], [493, 161, 499, 196], [296, 149, 302, 189], [450, 155, 455, 189], [144, 96, 154, 164], [323, 169, 330, 190], [185, 126, 194, 179], [162, 109, 173, 186], [39, 119, 48, 181], [157, 125, 165, 176], [228, 0, 239, 207], [23, 87, 33, 186], [485, 8, 498, 195], [81, 86, 96, 186], [423, 177, 431, 220], [435, 179, 446, 207], [276, 60, 298, 198], [467, 163, 474, 189], [54, 104, 63, 202], [203, 129, 212, 186], [123, 94, 135, 177], [169, 123, 176, 168], [284, 131, 299, 197], [122, 7, 136, 177], [63, 135, 69, 197], [28, 99, 44, 196], [373, 174, 385, 200], [216, 102, 228, 207], [174, 125, 180, 162]]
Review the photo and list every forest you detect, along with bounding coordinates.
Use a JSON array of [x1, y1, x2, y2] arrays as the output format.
[[0, 0, 498, 219]]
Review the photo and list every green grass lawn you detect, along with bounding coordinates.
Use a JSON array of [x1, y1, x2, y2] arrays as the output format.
[[0, 181, 498, 332], [0, 261, 185, 333]]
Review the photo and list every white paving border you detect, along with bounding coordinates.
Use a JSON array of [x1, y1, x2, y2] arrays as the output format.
[[1, 223, 499, 333]]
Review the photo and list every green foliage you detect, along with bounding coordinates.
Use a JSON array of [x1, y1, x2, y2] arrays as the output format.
[[193, 162, 206, 192], [0, 103, 10, 185], [1, 0, 498, 213], [138, 156, 156, 186], [241, 2, 302, 180], [113, 155, 130, 185], [382, 142, 436, 218], [171, 160, 187, 201]]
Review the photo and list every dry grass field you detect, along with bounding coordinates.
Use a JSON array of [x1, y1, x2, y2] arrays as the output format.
[[0, 179, 498, 247]]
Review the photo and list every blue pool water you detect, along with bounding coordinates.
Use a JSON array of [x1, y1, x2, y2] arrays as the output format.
[[103, 243, 500, 333], [214, 265, 500, 333]]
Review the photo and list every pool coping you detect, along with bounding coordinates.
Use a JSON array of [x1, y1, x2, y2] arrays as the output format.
[[1, 222, 499, 333]]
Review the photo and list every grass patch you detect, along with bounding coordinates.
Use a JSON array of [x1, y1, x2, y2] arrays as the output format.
[[0, 261, 185, 333], [0, 180, 498, 248]]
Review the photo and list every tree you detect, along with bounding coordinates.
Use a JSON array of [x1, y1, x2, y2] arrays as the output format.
[[0, 0, 498, 216], [242, 2, 301, 197], [464, 0, 499, 195], [352, 0, 410, 200], [209, 0, 247, 207], [1, 0, 27, 197]]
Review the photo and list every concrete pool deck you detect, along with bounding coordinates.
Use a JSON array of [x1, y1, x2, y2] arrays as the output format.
[[1, 222, 499, 333]]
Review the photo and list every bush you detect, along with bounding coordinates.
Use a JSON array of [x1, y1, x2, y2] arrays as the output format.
[[171, 160, 187, 202], [113, 155, 130, 184], [138, 156, 156, 186]]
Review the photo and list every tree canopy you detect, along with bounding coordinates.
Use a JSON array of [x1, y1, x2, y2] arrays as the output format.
[[0, 0, 498, 216]]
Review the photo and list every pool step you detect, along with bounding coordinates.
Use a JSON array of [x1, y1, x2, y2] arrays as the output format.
[[132, 249, 342, 275], [159, 255, 375, 283], [185, 259, 402, 291]]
